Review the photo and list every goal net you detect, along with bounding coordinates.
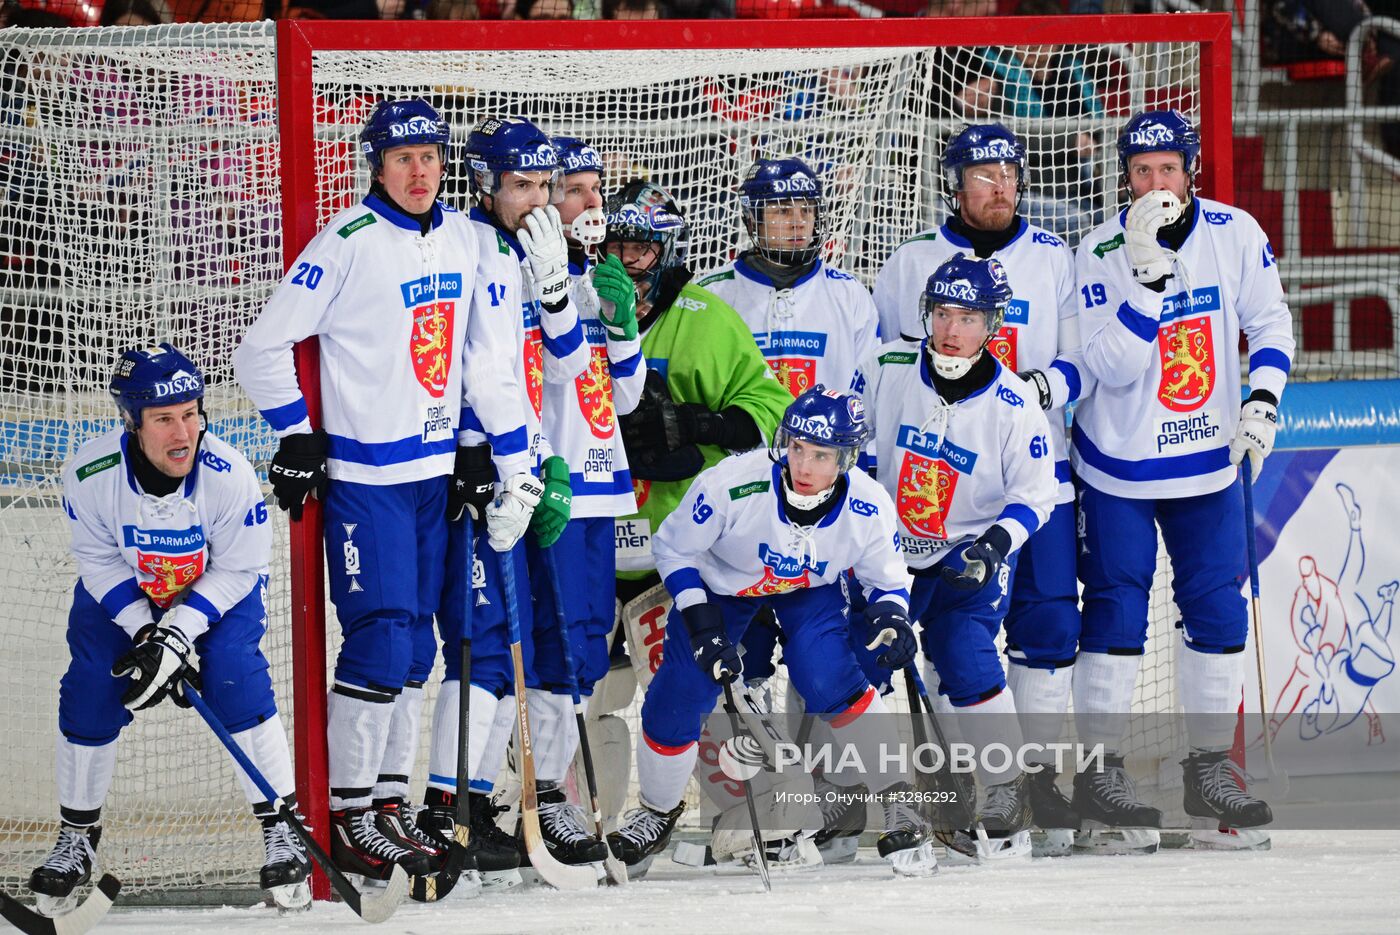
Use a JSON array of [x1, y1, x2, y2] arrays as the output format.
[[0, 15, 1230, 899]]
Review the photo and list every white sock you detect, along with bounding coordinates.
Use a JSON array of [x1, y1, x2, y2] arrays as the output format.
[[953, 688, 1025, 787], [826, 687, 905, 791], [1072, 652, 1140, 752], [1179, 647, 1245, 752], [1006, 664, 1072, 765], [372, 684, 425, 802], [56, 735, 117, 817], [327, 684, 395, 810], [527, 690, 578, 786], [427, 680, 500, 795], [473, 694, 518, 792], [231, 715, 295, 805], [635, 733, 696, 812], [918, 656, 965, 746]]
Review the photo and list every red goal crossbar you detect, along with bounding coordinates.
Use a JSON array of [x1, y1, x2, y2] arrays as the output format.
[[274, 13, 1232, 899]]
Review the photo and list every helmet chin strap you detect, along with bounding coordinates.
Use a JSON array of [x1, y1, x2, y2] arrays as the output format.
[[931, 347, 982, 380], [782, 465, 835, 512]]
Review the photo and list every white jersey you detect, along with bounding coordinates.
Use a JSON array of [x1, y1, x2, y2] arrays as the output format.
[[1072, 196, 1294, 499], [653, 448, 911, 612], [871, 218, 1090, 505], [539, 254, 644, 518], [697, 256, 880, 399], [854, 344, 1057, 570], [233, 194, 532, 486], [458, 208, 591, 469], [62, 428, 271, 642]]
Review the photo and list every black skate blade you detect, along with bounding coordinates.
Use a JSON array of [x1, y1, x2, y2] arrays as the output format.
[[1, 874, 121, 935]]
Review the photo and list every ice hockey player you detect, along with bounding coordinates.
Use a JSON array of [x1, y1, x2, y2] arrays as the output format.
[[31, 344, 310, 915], [871, 124, 1090, 851], [698, 156, 880, 398], [1071, 110, 1293, 850], [234, 99, 537, 883], [855, 252, 1057, 862], [608, 387, 939, 879], [419, 115, 589, 885]]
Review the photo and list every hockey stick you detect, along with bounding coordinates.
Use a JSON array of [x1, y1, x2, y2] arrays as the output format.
[[541, 547, 628, 885], [499, 546, 600, 891], [180, 680, 407, 923], [0, 874, 120, 935], [410, 516, 476, 902], [1241, 458, 1289, 799], [903, 665, 977, 831], [719, 679, 772, 892]]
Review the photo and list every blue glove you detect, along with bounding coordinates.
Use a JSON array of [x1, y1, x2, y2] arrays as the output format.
[[682, 603, 740, 684], [940, 526, 1010, 592], [864, 600, 916, 669]]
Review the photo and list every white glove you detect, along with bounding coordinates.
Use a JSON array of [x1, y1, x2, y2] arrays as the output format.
[[517, 205, 571, 309], [1124, 190, 1182, 285], [1230, 397, 1278, 479], [486, 471, 543, 552]]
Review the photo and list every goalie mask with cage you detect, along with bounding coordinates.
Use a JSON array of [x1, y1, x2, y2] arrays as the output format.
[[1117, 109, 1201, 200], [739, 157, 829, 267], [554, 135, 607, 248], [464, 116, 563, 204], [920, 252, 1013, 380], [359, 98, 450, 174], [941, 123, 1027, 217], [109, 343, 206, 431], [602, 179, 690, 298], [773, 386, 867, 507]]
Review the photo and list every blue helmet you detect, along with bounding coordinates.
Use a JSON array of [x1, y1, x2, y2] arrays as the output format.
[[464, 116, 562, 201], [1117, 110, 1200, 189], [739, 157, 828, 266], [920, 252, 1013, 337], [774, 386, 868, 474], [553, 135, 604, 177], [109, 343, 206, 430], [359, 98, 450, 173], [941, 123, 1026, 216], [602, 179, 690, 298]]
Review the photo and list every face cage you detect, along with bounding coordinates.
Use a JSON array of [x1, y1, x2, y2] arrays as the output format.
[[773, 426, 861, 474], [919, 297, 1005, 340], [741, 198, 828, 267], [604, 227, 678, 290], [940, 163, 1027, 219]]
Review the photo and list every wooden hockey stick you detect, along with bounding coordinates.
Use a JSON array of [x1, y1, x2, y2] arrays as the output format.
[[0, 875, 120, 935], [499, 547, 600, 891], [720, 679, 771, 892], [182, 680, 407, 923], [1241, 458, 1289, 799], [542, 548, 628, 885], [411, 517, 477, 902]]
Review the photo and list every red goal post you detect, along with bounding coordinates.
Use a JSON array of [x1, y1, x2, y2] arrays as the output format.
[[273, 13, 1233, 899]]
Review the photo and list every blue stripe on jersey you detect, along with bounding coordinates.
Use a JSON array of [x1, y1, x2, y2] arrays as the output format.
[[100, 578, 145, 619], [867, 586, 910, 606], [649, 359, 669, 381], [1248, 347, 1291, 376], [997, 502, 1042, 538], [260, 398, 309, 432], [1054, 459, 1071, 483], [1115, 302, 1159, 342], [735, 255, 823, 289], [569, 471, 634, 497], [1073, 422, 1230, 481], [460, 407, 484, 433], [182, 590, 220, 624], [327, 432, 456, 467], [663, 567, 705, 599], [366, 192, 444, 232], [1050, 359, 1082, 403], [543, 317, 585, 359], [488, 426, 529, 457], [609, 351, 642, 379]]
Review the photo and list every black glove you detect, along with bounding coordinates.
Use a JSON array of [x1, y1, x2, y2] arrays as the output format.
[[112, 624, 195, 711], [1017, 369, 1054, 411], [863, 600, 916, 669], [682, 603, 740, 684], [940, 525, 1011, 592], [447, 443, 495, 522], [621, 370, 687, 458], [269, 430, 328, 521]]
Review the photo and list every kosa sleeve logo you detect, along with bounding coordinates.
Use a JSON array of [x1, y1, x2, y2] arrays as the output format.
[[402, 275, 463, 399], [575, 346, 616, 438], [1155, 288, 1220, 412]]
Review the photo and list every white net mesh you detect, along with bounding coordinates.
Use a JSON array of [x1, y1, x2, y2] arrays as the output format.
[[0, 22, 1209, 898]]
